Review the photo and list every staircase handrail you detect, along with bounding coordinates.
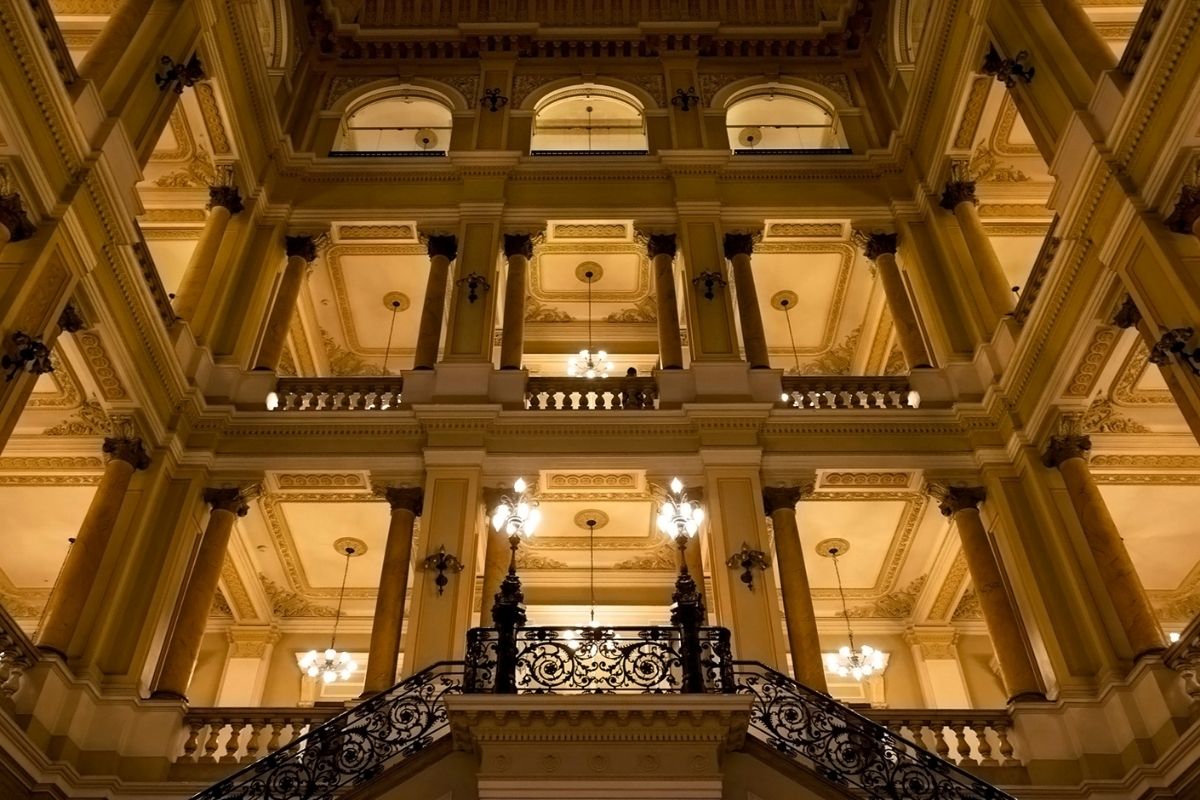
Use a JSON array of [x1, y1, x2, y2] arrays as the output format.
[[189, 660, 464, 800], [733, 661, 1016, 800]]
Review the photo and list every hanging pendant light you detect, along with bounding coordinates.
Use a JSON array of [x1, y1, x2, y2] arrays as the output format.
[[567, 269, 613, 378], [299, 545, 359, 684], [565, 517, 610, 653], [381, 296, 402, 374], [821, 542, 885, 681]]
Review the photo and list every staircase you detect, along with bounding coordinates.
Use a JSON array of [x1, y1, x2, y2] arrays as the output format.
[[192, 626, 1013, 800]]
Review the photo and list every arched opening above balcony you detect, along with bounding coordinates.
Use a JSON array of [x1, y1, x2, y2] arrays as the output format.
[[530, 85, 649, 155], [724, 85, 849, 154], [332, 87, 454, 156]]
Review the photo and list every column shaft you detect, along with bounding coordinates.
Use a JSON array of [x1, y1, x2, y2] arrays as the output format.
[[944, 496, 1043, 700], [649, 235, 684, 369], [875, 252, 932, 367], [729, 253, 769, 369], [1042, 0, 1117, 82], [499, 235, 533, 370], [1053, 452, 1165, 657], [765, 489, 827, 692], [174, 189, 242, 322], [154, 489, 248, 699], [76, 0, 155, 89], [951, 200, 1016, 318], [37, 439, 149, 657], [255, 241, 315, 370], [363, 488, 421, 695], [413, 236, 457, 370]]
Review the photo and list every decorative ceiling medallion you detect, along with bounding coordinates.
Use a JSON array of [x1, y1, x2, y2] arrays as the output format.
[[573, 509, 610, 530], [816, 537, 851, 558], [382, 291, 411, 311], [575, 262, 604, 283], [333, 537, 368, 556], [770, 290, 799, 311]]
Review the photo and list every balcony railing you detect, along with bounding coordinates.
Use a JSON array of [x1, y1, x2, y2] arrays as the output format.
[[1118, 0, 1169, 78], [0, 604, 36, 712], [866, 710, 1021, 768], [132, 221, 177, 327], [1166, 612, 1200, 704], [25, 0, 77, 88], [780, 375, 918, 409], [177, 708, 340, 765], [269, 376, 405, 411], [524, 376, 659, 410], [1012, 215, 1060, 325]]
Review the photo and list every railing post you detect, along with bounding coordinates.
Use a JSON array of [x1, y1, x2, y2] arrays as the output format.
[[672, 573, 706, 693], [490, 567, 526, 694]]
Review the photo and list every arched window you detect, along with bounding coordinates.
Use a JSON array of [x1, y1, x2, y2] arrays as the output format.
[[333, 89, 453, 156], [725, 87, 849, 154], [530, 85, 648, 155]]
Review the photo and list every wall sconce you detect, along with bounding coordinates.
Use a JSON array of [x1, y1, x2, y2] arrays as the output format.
[[154, 54, 205, 94], [981, 45, 1034, 88], [421, 546, 465, 595], [2, 332, 52, 382], [725, 543, 770, 590], [480, 88, 509, 112], [457, 272, 492, 303], [671, 87, 700, 111], [692, 271, 728, 300]]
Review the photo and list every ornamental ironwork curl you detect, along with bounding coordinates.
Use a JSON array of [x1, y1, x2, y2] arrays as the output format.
[[190, 662, 463, 800], [465, 625, 734, 694], [733, 662, 1014, 800]]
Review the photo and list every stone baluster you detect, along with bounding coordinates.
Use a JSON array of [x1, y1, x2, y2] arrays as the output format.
[[1043, 434, 1167, 658], [37, 435, 151, 658], [0, 191, 35, 253], [173, 185, 244, 322], [723, 232, 770, 369], [936, 485, 1044, 701], [940, 178, 1016, 321], [153, 487, 252, 700], [413, 235, 457, 369], [255, 235, 319, 371], [973, 722, 996, 766], [763, 486, 827, 692], [499, 233, 535, 370], [646, 233, 684, 369], [856, 232, 932, 368], [363, 486, 423, 695], [244, 721, 265, 762], [220, 720, 243, 763]]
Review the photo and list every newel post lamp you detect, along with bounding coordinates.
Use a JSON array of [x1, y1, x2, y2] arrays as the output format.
[[657, 477, 707, 692], [489, 477, 541, 693]]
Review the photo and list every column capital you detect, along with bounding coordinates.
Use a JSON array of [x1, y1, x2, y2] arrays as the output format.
[[57, 303, 87, 333], [102, 436, 150, 470], [1111, 295, 1142, 329], [934, 485, 986, 516], [939, 180, 978, 210], [207, 185, 244, 214], [374, 485, 424, 514], [854, 231, 898, 260], [762, 486, 803, 515], [284, 234, 319, 263], [502, 233, 538, 259], [643, 232, 677, 258], [722, 231, 759, 260], [1165, 185, 1200, 234], [424, 233, 458, 261], [203, 487, 252, 516], [1043, 434, 1092, 468], [0, 192, 36, 242]]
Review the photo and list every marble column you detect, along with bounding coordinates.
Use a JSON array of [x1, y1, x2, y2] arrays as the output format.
[[479, 488, 510, 626], [37, 436, 151, 658], [153, 487, 250, 700], [499, 234, 534, 370], [1043, 435, 1166, 658], [940, 179, 1016, 319], [363, 486, 423, 695], [1166, 185, 1200, 238], [0, 192, 35, 254], [254, 235, 318, 371], [857, 232, 932, 368], [723, 233, 770, 369], [1041, 0, 1117, 82], [75, 0, 155, 89], [763, 486, 827, 692], [173, 185, 244, 322], [647, 234, 684, 369], [937, 486, 1044, 701], [413, 235, 457, 370]]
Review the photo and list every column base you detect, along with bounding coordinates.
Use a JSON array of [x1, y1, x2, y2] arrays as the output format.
[[149, 689, 188, 702]]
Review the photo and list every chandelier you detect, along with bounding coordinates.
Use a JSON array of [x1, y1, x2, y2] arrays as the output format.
[[490, 477, 542, 539], [821, 542, 885, 681], [567, 268, 613, 378], [300, 545, 359, 684], [657, 477, 705, 542]]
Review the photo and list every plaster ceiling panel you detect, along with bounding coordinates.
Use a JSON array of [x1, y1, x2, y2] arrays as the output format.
[[1099, 485, 1200, 590], [0, 486, 94, 587], [277, 501, 392, 589], [530, 245, 648, 303], [753, 245, 855, 355], [796, 499, 909, 589], [531, 498, 655, 541], [989, 235, 1043, 294], [142, 239, 197, 296]]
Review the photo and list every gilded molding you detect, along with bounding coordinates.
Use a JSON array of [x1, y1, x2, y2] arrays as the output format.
[[43, 399, 113, 436], [276, 473, 365, 489], [1081, 397, 1149, 434], [194, 82, 232, 154], [1113, 340, 1174, 406], [928, 553, 970, 621], [952, 76, 991, 150], [0, 456, 103, 470], [846, 574, 928, 618], [220, 559, 258, 620], [819, 472, 910, 488], [76, 331, 129, 400], [1065, 327, 1118, 397]]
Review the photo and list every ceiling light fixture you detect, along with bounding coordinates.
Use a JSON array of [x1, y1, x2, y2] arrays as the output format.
[[381, 297, 401, 373], [567, 269, 613, 379], [299, 545, 359, 684], [820, 542, 885, 681]]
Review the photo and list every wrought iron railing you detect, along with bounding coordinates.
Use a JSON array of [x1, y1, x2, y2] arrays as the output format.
[[464, 625, 733, 694], [524, 376, 659, 410], [734, 662, 1015, 799], [269, 376, 405, 411], [780, 375, 918, 409], [189, 662, 463, 800]]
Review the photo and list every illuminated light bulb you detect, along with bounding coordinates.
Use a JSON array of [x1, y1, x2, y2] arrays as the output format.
[[266, 392, 280, 411], [907, 390, 921, 408], [781, 392, 790, 403], [322, 671, 336, 684], [514, 477, 527, 493], [325, 648, 336, 661], [670, 477, 683, 494], [307, 665, 319, 677], [692, 507, 705, 525], [1170, 631, 1182, 643]]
